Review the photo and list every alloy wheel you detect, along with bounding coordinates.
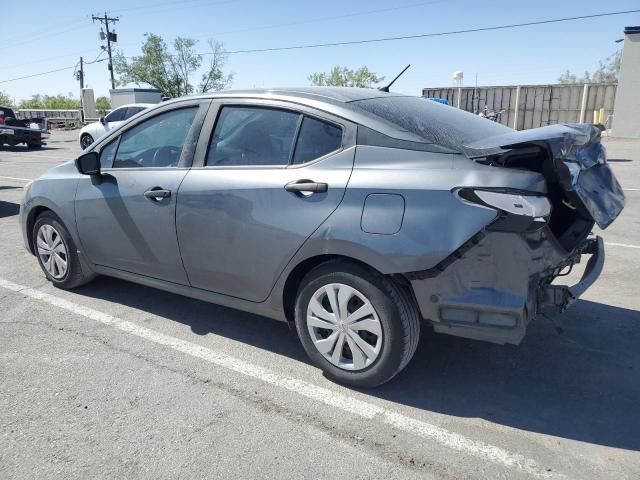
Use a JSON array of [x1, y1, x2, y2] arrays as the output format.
[[306, 283, 383, 371], [36, 224, 68, 279]]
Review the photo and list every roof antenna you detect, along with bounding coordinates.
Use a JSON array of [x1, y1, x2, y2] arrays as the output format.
[[378, 64, 411, 92]]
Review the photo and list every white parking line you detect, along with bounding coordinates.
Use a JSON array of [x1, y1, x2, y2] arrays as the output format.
[[606, 242, 640, 249], [0, 175, 31, 182], [0, 276, 561, 479], [623, 188, 640, 192]]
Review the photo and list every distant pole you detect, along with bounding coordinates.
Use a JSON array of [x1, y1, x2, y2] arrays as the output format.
[[79, 57, 85, 122], [79, 57, 85, 89], [474, 72, 478, 114], [92, 13, 119, 90]]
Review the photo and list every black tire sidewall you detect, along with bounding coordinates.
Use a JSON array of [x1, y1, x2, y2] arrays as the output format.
[[295, 263, 407, 388], [81, 134, 93, 149], [33, 212, 78, 288]]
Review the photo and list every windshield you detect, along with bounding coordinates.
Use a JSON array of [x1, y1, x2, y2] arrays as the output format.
[[351, 96, 512, 151]]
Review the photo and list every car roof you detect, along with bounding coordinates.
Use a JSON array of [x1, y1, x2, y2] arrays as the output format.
[[181, 87, 408, 105], [154, 87, 421, 142]]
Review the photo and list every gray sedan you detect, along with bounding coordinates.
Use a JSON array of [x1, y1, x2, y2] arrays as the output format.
[[20, 88, 624, 387]]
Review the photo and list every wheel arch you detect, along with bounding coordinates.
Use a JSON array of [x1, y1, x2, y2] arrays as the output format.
[[25, 205, 56, 255], [281, 253, 415, 325]]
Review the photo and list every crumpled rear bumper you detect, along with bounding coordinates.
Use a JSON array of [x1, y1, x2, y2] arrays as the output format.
[[406, 229, 602, 345], [539, 236, 604, 311]]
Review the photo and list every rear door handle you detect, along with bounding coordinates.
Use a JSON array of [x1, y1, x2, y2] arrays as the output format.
[[144, 187, 172, 201], [284, 180, 328, 194]]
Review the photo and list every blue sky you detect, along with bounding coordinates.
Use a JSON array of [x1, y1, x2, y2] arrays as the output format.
[[1, 0, 639, 102]]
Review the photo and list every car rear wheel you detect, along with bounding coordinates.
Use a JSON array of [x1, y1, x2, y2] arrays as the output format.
[[80, 134, 94, 149], [33, 211, 95, 289], [294, 261, 420, 388]]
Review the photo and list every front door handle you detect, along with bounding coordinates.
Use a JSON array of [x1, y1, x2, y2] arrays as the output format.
[[144, 187, 172, 201], [284, 180, 328, 195]]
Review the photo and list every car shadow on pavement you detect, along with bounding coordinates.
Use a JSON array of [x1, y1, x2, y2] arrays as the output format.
[[75, 277, 640, 452], [0, 200, 20, 218]]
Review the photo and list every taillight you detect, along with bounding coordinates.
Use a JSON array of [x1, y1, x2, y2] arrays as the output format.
[[456, 188, 551, 232], [0, 114, 4, 125]]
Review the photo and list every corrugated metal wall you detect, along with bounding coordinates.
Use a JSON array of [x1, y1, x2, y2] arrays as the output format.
[[422, 84, 617, 130]]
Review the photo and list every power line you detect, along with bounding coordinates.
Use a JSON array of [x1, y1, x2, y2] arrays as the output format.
[[0, 66, 76, 84], [102, 0, 446, 57], [3, 8, 639, 85], [218, 9, 640, 55], [193, 0, 446, 39], [108, 0, 236, 17], [0, 20, 91, 49]]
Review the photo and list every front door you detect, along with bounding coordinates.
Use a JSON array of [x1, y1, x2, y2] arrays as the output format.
[[76, 104, 203, 284], [176, 103, 355, 302]]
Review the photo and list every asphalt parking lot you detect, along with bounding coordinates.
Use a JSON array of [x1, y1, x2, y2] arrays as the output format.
[[1, 130, 639, 479]]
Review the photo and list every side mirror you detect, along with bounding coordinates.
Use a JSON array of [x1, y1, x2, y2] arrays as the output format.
[[75, 151, 101, 176], [99, 116, 106, 125]]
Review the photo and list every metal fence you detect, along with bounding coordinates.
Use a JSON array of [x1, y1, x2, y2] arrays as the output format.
[[16, 109, 82, 128], [422, 83, 617, 130]]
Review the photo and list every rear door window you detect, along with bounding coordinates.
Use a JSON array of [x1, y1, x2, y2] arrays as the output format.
[[124, 106, 145, 120], [207, 106, 300, 167], [292, 117, 342, 164]]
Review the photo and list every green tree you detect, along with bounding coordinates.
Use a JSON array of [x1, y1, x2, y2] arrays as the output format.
[[18, 93, 80, 109], [199, 40, 234, 93], [114, 33, 232, 97], [0, 90, 14, 107], [95, 96, 111, 112], [558, 50, 621, 84], [308, 66, 384, 88]]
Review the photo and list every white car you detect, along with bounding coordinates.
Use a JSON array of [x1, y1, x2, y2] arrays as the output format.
[[79, 103, 155, 149]]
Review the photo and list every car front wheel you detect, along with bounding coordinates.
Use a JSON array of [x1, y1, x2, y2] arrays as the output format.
[[294, 261, 420, 388], [33, 211, 95, 289]]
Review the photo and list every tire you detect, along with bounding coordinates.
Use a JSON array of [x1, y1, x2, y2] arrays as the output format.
[[27, 142, 42, 149], [33, 211, 95, 289], [294, 260, 420, 388], [80, 134, 94, 150]]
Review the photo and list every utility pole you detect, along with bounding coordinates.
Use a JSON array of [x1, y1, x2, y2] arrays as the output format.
[[78, 57, 85, 122], [79, 57, 85, 89], [92, 13, 119, 90], [74, 57, 85, 122]]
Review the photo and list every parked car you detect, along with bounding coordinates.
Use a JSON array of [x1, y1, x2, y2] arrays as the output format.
[[0, 106, 49, 149], [79, 103, 154, 149], [21, 88, 624, 387]]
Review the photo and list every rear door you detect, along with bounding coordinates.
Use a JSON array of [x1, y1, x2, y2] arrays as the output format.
[[176, 100, 356, 302]]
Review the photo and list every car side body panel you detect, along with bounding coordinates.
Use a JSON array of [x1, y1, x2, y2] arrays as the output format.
[[279, 145, 546, 276]]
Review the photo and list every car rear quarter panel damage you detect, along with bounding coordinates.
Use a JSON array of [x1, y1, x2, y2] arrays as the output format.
[[286, 145, 547, 275]]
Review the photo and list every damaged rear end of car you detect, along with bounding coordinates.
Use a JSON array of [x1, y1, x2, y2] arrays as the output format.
[[406, 123, 624, 345]]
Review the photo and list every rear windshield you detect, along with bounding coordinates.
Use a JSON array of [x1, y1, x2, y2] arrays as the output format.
[[351, 96, 512, 151]]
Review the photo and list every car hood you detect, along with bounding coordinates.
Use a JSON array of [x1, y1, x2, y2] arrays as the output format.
[[463, 123, 625, 229]]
